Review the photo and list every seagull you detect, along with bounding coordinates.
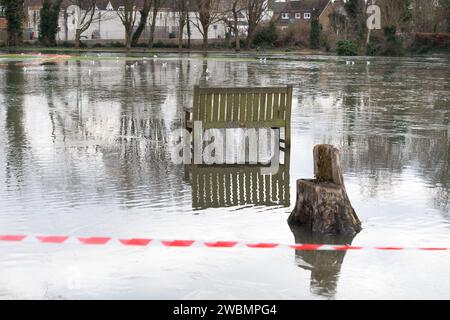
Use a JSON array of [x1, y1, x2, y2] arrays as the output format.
[[205, 68, 210, 74], [351, 61, 355, 65], [346, 61, 351, 65], [367, 61, 371, 65], [162, 63, 167, 68], [153, 55, 158, 59]]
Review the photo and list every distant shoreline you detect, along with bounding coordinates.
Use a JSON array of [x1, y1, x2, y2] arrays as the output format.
[[0, 46, 448, 58]]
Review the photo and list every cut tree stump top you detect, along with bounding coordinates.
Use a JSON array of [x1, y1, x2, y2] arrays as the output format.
[[313, 144, 344, 186]]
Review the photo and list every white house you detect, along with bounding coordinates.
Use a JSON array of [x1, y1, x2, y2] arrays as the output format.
[[57, 0, 228, 43]]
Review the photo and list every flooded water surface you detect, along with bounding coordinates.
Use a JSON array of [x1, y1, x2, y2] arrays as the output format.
[[0, 53, 449, 299]]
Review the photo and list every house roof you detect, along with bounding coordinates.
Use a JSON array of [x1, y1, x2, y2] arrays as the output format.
[[271, 0, 330, 13]]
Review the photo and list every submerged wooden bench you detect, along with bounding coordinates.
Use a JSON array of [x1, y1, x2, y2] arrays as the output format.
[[185, 85, 293, 147]]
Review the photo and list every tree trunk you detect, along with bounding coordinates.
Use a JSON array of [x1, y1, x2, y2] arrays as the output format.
[[126, 30, 132, 52], [148, 11, 157, 48], [178, 26, 184, 50], [246, 27, 253, 50], [132, 10, 149, 47], [234, 19, 240, 52], [202, 29, 209, 51], [288, 144, 361, 236], [75, 29, 81, 49], [187, 17, 191, 49]]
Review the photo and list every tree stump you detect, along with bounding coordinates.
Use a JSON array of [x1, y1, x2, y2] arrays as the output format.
[[288, 145, 361, 236]]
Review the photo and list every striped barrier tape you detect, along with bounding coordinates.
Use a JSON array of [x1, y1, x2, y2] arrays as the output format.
[[0, 234, 448, 252]]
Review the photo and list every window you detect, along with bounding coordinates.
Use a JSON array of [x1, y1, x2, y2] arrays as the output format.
[[304, 13, 311, 19], [295, 13, 301, 19], [0, 6, 5, 18], [281, 13, 289, 20]]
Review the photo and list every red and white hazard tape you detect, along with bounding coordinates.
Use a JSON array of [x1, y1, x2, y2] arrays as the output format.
[[0, 234, 448, 252]]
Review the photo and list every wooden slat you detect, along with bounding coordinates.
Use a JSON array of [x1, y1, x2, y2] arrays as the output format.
[[273, 93, 279, 121], [279, 92, 286, 121], [213, 93, 219, 123], [205, 93, 212, 123], [226, 93, 233, 121], [266, 93, 273, 123], [246, 93, 252, 122], [240, 93, 246, 122], [219, 93, 226, 122], [252, 92, 259, 122], [233, 93, 239, 121], [197, 87, 289, 95], [198, 93, 206, 122], [260, 93, 267, 122]]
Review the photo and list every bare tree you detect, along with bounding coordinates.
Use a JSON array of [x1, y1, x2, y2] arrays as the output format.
[[230, 0, 246, 51], [377, 0, 410, 32], [131, 0, 152, 46], [176, 0, 189, 50], [192, 0, 221, 50], [64, 0, 97, 49], [116, 0, 138, 52], [148, 0, 161, 48], [244, 0, 269, 49]]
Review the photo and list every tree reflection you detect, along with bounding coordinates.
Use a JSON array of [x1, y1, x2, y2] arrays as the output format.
[[290, 224, 356, 298], [4, 64, 27, 188]]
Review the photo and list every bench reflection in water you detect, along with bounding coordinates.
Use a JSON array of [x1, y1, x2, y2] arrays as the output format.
[[185, 148, 290, 210]]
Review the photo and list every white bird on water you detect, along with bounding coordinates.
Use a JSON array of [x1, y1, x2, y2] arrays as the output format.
[[205, 68, 210, 74], [153, 55, 158, 59], [162, 62, 167, 68], [367, 61, 371, 65]]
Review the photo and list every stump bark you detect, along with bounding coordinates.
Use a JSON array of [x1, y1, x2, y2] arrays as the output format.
[[288, 145, 361, 236]]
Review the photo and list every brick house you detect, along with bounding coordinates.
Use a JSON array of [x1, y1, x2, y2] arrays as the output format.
[[271, 0, 332, 31]]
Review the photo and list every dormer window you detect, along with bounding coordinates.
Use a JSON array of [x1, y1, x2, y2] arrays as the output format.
[[304, 13, 311, 19], [295, 13, 301, 19], [281, 13, 289, 19], [106, 2, 114, 11]]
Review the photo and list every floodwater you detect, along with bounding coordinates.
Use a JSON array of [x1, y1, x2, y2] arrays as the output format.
[[0, 52, 449, 299]]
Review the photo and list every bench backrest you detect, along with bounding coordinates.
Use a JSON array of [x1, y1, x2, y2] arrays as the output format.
[[192, 85, 293, 130]]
